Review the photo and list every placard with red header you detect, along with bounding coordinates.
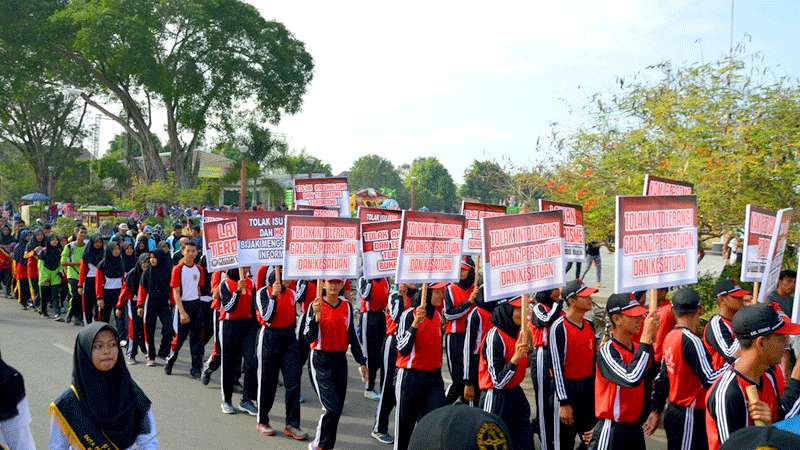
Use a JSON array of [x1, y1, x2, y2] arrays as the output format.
[[539, 199, 585, 262], [282, 215, 361, 280], [357, 206, 402, 224], [461, 201, 506, 255], [481, 211, 566, 302], [642, 174, 694, 196], [758, 208, 793, 303], [614, 195, 698, 293], [293, 177, 351, 217], [200, 210, 237, 259], [237, 210, 313, 267], [203, 217, 240, 272], [395, 210, 465, 283], [361, 220, 401, 280], [741, 205, 777, 283]]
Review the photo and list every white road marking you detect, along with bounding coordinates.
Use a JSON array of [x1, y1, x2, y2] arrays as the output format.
[[53, 343, 72, 354]]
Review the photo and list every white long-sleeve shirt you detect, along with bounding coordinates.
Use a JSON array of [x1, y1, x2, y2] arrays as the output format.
[[0, 397, 35, 450], [48, 407, 159, 449]]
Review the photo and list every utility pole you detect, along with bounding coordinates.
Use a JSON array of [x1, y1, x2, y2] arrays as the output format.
[[410, 176, 417, 210]]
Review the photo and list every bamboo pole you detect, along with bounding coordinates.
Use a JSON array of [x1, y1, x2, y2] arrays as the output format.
[[745, 385, 766, 426], [315, 278, 322, 320], [752, 282, 760, 303], [648, 288, 658, 316]]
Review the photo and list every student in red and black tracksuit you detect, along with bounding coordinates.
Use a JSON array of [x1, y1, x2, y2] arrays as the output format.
[[117, 254, 149, 363], [463, 288, 497, 407], [198, 253, 214, 347], [136, 249, 174, 365], [12, 229, 32, 309], [254, 268, 308, 440], [705, 303, 800, 450], [304, 279, 368, 450], [394, 283, 447, 450], [550, 280, 598, 450], [371, 283, 415, 445], [589, 294, 658, 450], [95, 243, 125, 324], [704, 279, 749, 370], [359, 276, 390, 399], [165, 241, 206, 378], [77, 235, 105, 324], [217, 267, 258, 415], [646, 288, 728, 450], [296, 279, 352, 373], [443, 257, 477, 404], [255, 265, 272, 291], [479, 296, 532, 449], [201, 270, 225, 383], [530, 288, 563, 450]]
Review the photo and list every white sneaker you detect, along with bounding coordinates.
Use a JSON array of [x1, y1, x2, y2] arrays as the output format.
[[220, 402, 237, 414], [364, 390, 380, 401]]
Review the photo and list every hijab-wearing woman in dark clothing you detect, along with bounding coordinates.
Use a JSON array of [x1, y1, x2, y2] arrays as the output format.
[[24, 228, 46, 311], [12, 229, 32, 309], [134, 236, 149, 258], [118, 254, 150, 363], [49, 322, 158, 449], [0, 350, 35, 449], [137, 249, 174, 365], [0, 224, 14, 298], [121, 242, 137, 272], [38, 234, 63, 319], [78, 235, 105, 324], [96, 243, 125, 325]]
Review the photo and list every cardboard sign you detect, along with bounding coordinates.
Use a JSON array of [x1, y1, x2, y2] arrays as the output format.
[[297, 205, 340, 217], [293, 177, 351, 218], [358, 206, 402, 224], [203, 217, 240, 272], [200, 210, 237, 263], [758, 208, 793, 303], [481, 211, 566, 302], [614, 195, 698, 293], [282, 215, 361, 280], [395, 210, 465, 283], [361, 220, 401, 280], [461, 201, 506, 255], [237, 210, 313, 267], [740, 205, 778, 283], [539, 200, 585, 262], [643, 175, 694, 196]]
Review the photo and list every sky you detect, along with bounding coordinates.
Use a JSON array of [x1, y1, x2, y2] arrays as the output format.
[[93, 0, 800, 183]]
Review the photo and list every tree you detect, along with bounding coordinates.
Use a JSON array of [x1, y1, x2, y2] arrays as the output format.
[[405, 157, 457, 212], [348, 154, 406, 202], [282, 150, 333, 177], [460, 160, 511, 205], [0, 144, 38, 201]]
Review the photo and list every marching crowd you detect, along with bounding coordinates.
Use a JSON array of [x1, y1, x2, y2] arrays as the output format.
[[1, 213, 800, 450]]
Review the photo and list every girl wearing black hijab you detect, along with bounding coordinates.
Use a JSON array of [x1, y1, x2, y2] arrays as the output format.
[[442, 256, 478, 404], [78, 235, 105, 324], [0, 224, 14, 298], [48, 322, 158, 449], [38, 234, 63, 319], [12, 229, 32, 310], [136, 249, 174, 365], [96, 243, 125, 327], [134, 236, 149, 258], [121, 241, 137, 273], [0, 350, 35, 449], [24, 228, 46, 311], [117, 254, 149, 364]]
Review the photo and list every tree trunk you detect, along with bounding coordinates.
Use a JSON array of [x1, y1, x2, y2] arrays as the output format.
[[173, 150, 195, 189]]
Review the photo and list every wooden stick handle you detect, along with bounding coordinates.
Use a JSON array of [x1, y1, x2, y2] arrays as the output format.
[[474, 256, 480, 287], [521, 294, 530, 339], [315, 278, 322, 321], [648, 288, 658, 316], [276, 266, 282, 284], [753, 282, 760, 303], [745, 385, 766, 426]]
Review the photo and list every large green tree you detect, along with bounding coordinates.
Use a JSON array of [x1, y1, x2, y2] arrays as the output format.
[[282, 150, 333, 177], [460, 159, 512, 205], [405, 157, 457, 212], [347, 154, 406, 203]]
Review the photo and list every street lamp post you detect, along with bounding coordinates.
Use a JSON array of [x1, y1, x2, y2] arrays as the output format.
[[410, 176, 417, 210]]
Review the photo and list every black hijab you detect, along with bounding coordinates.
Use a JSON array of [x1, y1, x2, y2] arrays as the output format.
[[83, 235, 105, 267], [226, 268, 241, 281], [134, 236, 148, 258], [492, 301, 520, 338], [535, 289, 557, 307], [97, 243, 124, 279], [458, 259, 476, 290], [25, 228, 45, 252], [43, 234, 62, 271], [0, 225, 13, 245], [145, 249, 172, 297], [72, 323, 151, 448], [121, 242, 137, 272], [474, 287, 496, 314], [411, 284, 436, 318], [12, 229, 30, 263], [0, 350, 25, 421], [125, 254, 149, 293]]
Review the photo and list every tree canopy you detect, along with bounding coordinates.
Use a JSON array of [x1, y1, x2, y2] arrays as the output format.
[[405, 157, 457, 212], [460, 159, 512, 205]]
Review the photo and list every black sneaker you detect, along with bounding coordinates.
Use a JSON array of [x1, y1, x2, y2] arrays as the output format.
[[164, 359, 174, 375], [238, 399, 258, 416], [190, 369, 201, 380], [201, 369, 212, 385]]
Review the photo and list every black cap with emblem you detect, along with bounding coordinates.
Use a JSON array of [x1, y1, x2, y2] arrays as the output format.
[[409, 404, 511, 450]]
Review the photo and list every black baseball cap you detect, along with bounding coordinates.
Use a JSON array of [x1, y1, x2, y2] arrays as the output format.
[[671, 288, 701, 313], [732, 303, 800, 339], [606, 293, 647, 317], [721, 425, 800, 450], [715, 279, 750, 298], [408, 404, 511, 450], [563, 280, 598, 299]]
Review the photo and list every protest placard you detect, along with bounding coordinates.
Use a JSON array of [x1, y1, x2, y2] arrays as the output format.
[[461, 201, 506, 255], [539, 199, 585, 262], [357, 206, 402, 223], [643, 174, 694, 196], [361, 220, 401, 279], [236, 210, 313, 267], [793, 254, 800, 323], [395, 210, 465, 283], [757, 208, 793, 303], [297, 205, 340, 217], [282, 215, 361, 280], [200, 210, 237, 265], [293, 177, 351, 217], [740, 205, 777, 283], [203, 217, 240, 272], [614, 195, 698, 293], [481, 211, 565, 302]]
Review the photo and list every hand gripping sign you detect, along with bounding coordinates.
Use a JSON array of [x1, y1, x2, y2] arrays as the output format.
[[740, 205, 778, 283], [395, 210, 465, 284], [282, 215, 361, 280], [758, 208, 793, 304], [481, 211, 566, 302], [461, 201, 506, 255], [293, 177, 351, 218], [539, 199, 585, 262], [361, 220, 401, 280], [642, 174, 694, 196], [614, 195, 698, 293]]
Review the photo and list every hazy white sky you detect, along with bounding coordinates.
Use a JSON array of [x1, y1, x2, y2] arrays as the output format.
[[94, 0, 799, 182]]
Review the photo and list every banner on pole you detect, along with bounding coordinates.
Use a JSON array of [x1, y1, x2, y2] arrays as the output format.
[[481, 211, 566, 302], [297, 205, 340, 217], [395, 210, 465, 284], [237, 210, 313, 267], [539, 199, 585, 262], [614, 195, 698, 293], [293, 177, 351, 218], [203, 217, 240, 272], [200, 210, 237, 265], [282, 215, 361, 280], [357, 206, 402, 223], [758, 208, 793, 303], [643, 174, 694, 196], [740, 205, 777, 283], [461, 201, 506, 255], [361, 220, 401, 280]]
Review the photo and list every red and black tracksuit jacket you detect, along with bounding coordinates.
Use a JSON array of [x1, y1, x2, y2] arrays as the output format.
[[530, 300, 563, 450], [442, 283, 475, 403], [652, 327, 728, 450], [463, 306, 494, 390], [218, 277, 258, 403], [373, 289, 412, 435], [359, 277, 390, 392], [706, 366, 800, 450], [703, 314, 738, 371]]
